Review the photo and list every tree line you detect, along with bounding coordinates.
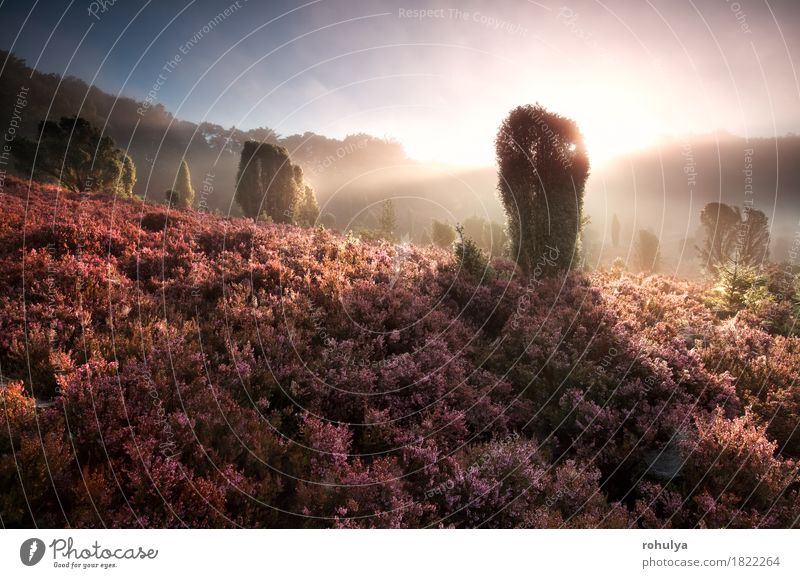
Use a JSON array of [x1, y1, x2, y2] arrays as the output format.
[[13, 115, 321, 228], [10, 108, 780, 302]]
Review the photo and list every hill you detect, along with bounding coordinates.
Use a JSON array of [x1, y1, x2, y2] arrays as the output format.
[[6, 48, 800, 259], [0, 49, 507, 236], [0, 50, 407, 215], [1, 177, 799, 528]]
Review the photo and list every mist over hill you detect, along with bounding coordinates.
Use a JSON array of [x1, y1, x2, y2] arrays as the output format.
[[2, 49, 798, 265], [0, 50, 404, 213], [585, 133, 800, 245]]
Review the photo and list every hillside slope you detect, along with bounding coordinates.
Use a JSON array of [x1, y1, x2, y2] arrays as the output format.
[[1, 177, 799, 528]]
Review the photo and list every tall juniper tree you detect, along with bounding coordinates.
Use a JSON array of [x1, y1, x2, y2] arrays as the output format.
[[495, 104, 589, 275], [235, 141, 302, 222], [117, 154, 137, 198], [295, 185, 320, 227], [174, 159, 194, 208], [235, 141, 264, 218]]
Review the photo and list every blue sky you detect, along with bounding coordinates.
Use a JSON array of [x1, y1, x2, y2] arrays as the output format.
[[1, 0, 799, 164]]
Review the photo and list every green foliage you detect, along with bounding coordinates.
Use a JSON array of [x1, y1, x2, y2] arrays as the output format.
[[117, 154, 137, 198], [292, 164, 304, 185], [354, 200, 397, 242], [743, 280, 774, 312], [175, 159, 194, 208], [235, 149, 263, 218], [703, 263, 800, 332], [708, 258, 767, 315], [635, 229, 660, 273], [431, 219, 456, 248], [235, 141, 302, 221], [15, 117, 127, 194], [295, 185, 320, 227], [0, 51, 414, 214], [454, 224, 492, 280], [496, 104, 589, 275]]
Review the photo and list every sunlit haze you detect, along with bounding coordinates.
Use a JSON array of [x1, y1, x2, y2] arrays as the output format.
[[2, 0, 798, 167]]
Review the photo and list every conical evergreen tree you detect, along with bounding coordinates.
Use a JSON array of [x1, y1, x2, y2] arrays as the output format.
[[176, 159, 194, 208], [295, 185, 320, 227], [117, 154, 136, 198]]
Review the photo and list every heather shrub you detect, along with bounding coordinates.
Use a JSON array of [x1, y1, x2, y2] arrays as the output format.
[[1, 176, 798, 529], [454, 224, 492, 281], [676, 410, 800, 528]]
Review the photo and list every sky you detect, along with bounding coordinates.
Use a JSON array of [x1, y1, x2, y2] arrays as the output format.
[[1, 0, 799, 166]]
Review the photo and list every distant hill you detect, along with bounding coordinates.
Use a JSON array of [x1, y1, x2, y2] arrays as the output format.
[[0, 50, 406, 216], [2, 49, 798, 248], [584, 133, 800, 245]]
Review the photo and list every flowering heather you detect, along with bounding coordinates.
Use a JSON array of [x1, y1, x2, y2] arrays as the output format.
[[1, 176, 798, 528]]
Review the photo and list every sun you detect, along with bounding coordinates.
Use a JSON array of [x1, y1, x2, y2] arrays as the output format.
[[567, 88, 667, 165], [385, 88, 667, 168], [580, 114, 662, 164]]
